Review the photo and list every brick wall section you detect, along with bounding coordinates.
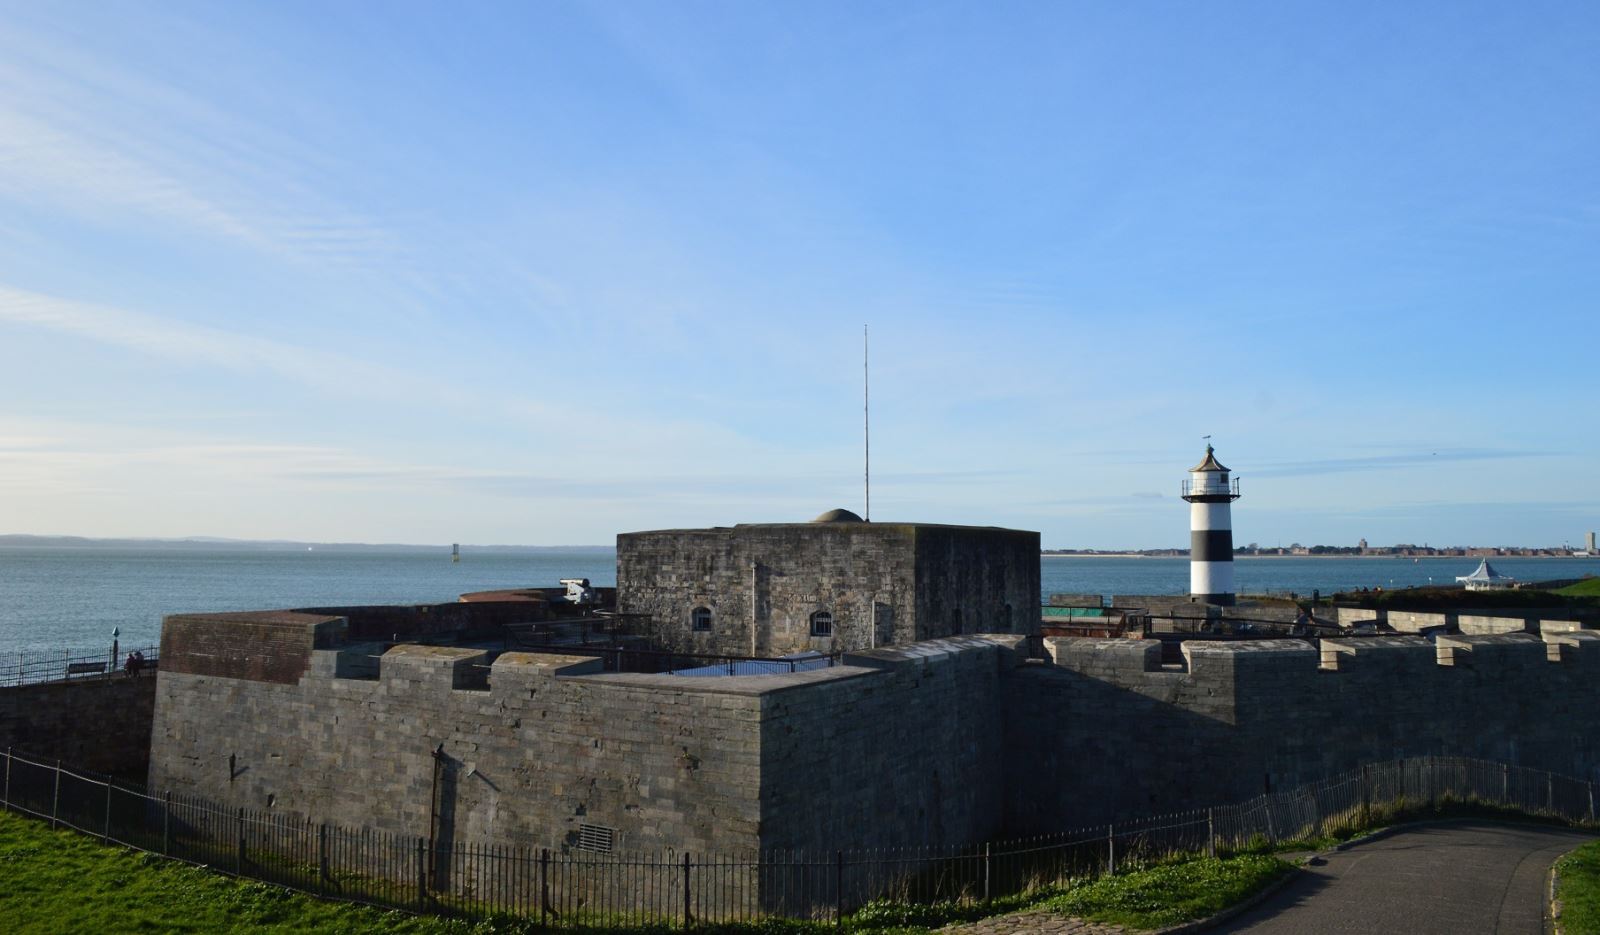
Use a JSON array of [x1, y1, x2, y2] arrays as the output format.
[[297, 600, 553, 642], [0, 675, 157, 778], [160, 611, 346, 684], [616, 523, 1038, 657]]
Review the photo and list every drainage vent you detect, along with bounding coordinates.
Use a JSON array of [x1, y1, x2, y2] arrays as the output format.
[[577, 823, 615, 853]]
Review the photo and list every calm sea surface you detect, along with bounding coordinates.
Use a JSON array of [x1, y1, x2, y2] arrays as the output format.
[[1, 547, 1596, 656]]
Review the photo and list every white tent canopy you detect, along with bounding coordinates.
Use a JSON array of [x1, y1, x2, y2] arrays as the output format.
[[1456, 559, 1516, 590]]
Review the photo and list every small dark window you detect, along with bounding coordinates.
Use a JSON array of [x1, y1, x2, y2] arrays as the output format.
[[691, 607, 713, 632], [810, 610, 834, 637]]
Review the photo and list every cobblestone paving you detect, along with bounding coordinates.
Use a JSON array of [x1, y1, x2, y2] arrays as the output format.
[[940, 910, 1126, 934]]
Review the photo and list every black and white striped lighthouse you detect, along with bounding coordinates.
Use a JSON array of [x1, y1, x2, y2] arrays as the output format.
[[1181, 443, 1241, 605]]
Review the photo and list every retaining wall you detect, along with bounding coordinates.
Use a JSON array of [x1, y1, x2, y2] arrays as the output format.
[[0, 675, 157, 778]]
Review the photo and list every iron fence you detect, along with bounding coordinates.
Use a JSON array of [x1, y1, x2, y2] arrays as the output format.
[[0, 644, 159, 687], [2, 748, 1596, 926]]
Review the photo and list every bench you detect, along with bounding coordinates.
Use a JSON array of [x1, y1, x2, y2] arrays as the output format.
[[65, 661, 107, 677]]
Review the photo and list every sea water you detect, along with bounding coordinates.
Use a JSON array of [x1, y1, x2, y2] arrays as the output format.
[[0, 546, 1595, 657]]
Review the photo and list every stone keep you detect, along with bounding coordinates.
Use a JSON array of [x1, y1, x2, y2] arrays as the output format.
[[616, 512, 1041, 657]]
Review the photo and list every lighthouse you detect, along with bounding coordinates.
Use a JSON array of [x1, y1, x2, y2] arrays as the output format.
[[1181, 443, 1241, 605]]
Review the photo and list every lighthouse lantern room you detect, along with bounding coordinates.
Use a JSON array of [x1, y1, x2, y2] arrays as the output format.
[[1181, 444, 1241, 605]]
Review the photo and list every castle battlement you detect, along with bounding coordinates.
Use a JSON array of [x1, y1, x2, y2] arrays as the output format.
[[150, 598, 1600, 864], [1044, 631, 1600, 687]]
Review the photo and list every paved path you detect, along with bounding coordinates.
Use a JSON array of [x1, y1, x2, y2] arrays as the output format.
[[940, 821, 1591, 935], [1214, 821, 1594, 935]]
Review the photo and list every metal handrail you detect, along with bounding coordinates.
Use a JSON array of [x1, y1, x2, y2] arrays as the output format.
[[0, 645, 159, 688]]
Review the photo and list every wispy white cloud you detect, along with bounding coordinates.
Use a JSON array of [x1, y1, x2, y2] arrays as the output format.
[[0, 21, 403, 271], [0, 283, 429, 400], [1250, 448, 1557, 478]]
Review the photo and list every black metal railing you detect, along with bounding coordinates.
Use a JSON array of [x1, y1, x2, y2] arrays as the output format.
[[3, 749, 1596, 926], [1180, 477, 1241, 501], [0, 645, 159, 688]]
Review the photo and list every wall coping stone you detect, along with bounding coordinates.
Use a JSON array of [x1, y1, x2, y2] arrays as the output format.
[[569, 665, 881, 697]]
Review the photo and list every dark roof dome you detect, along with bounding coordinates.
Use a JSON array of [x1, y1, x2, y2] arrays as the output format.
[[1188, 444, 1230, 473], [812, 508, 865, 523]]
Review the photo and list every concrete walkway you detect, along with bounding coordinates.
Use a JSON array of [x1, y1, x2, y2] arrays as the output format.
[[1214, 821, 1593, 935]]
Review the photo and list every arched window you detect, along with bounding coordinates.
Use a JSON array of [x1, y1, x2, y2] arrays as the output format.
[[691, 606, 713, 632], [809, 610, 834, 637]]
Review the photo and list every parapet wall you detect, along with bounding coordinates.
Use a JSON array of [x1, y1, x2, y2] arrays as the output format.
[[1332, 606, 1577, 635], [1003, 631, 1600, 831]]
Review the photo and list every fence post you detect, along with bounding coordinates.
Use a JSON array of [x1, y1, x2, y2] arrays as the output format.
[[1502, 764, 1510, 804], [1207, 809, 1216, 858], [835, 850, 845, 927], [318, 824, 329, 894], [416, 837, 427, 910], [983, 841, 992, 902], [51, 760, 61, 829], [1107, 824, 1116, 874], [103, 779, 113, 843], [2, 747, 10, 810], [1589, 783, 1596, 825], [162, 791, 171, 856], [682, 852, 692, 929], [1548, 775, 1555, 814], [540, 848, 550, 926], [235, 808, 245, 875]]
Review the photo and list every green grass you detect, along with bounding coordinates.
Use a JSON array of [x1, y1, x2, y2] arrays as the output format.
[[1558, 839, 1600, 935], [1039, 854, 1287, 929], [1557, 578, 1600, 598], [0, 812, 481, 935], [830, 853, 1290, 933], [0, 809, 1292, 935]]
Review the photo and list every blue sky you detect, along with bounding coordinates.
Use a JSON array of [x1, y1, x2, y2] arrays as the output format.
[[0, 0, 1595, 549]]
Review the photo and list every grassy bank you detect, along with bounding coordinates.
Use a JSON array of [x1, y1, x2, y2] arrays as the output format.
[[1558, 839, 1600, 934], [0, 811, 473, 934], [1558, 579, 1600, 598], [0, 809, 1289, 934]]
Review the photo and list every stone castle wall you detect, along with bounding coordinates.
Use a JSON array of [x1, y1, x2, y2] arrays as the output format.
[[1002, 631, 1600, 832], [911, 527, 1041, 640], [148, 611, 1022, 857], [147, 605, 1600, 859], [616, 525, 1038, 657], [0, 675, 157, 778]]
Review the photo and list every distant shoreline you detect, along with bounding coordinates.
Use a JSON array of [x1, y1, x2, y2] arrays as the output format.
[[1040, 553, 1590, 560]]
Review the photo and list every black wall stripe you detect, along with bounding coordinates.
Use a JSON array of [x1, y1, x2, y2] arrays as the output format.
[[1190, 529, 1235, 562]]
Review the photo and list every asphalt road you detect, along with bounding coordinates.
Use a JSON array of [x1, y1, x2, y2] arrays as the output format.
[[1214, 821, 1594, 935]]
